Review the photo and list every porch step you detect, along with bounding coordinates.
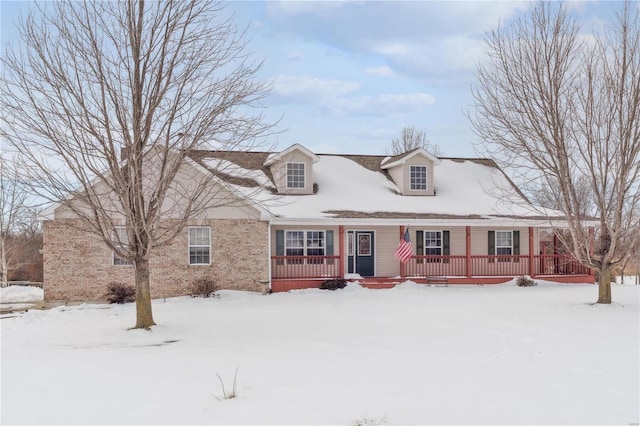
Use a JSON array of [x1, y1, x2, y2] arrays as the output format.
[[425, 276, 449, 287]]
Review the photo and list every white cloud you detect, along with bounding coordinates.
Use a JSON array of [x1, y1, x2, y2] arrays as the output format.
[[263, 1, 530, 76], [373, 36, 486, 75], [365, 65, 395, 77], [271, 75, 360, 103], [270, 73, 435, 117], [287, 50, 302, 62], [327, 92, 436, 117]]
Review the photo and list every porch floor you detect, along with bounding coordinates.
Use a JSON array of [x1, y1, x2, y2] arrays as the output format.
[[270, 275, 594, 293]]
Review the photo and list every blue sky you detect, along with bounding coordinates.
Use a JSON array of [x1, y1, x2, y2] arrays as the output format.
[[1, 1, 626, 157]]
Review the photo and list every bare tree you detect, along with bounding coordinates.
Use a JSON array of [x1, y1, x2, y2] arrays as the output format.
[[470, 1, 640, 303], [387, 127, 443, 156], [1, 0, 273, 327], [0, 157, 30, 287]]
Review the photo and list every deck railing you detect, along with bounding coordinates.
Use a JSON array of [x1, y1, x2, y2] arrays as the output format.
[[271, 255, 341, 279], [470, 255, 531, 276], [270, 253, 590, 279], [404, 256, 467, 277], [534, 254, 591, 276]]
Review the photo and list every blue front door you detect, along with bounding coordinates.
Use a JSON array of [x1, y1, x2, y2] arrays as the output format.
[[354, 231, 375, 277]]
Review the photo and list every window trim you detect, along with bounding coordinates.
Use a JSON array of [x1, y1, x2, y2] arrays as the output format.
[[495, 230, 513, 262], [284, 230, 325, 264], [410, 165, 427, 191], [113, 226, 132, 266], [347, 232, 354, 256], [423, 230, 443, 256], [286, 162, 306, 189], [188, 226, 211, 266]]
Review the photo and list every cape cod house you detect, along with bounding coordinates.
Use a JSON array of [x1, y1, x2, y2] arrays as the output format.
[[42, 144, 592, 302]]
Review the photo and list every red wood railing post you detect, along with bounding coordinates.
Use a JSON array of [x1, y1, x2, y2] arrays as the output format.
[[399, 225, 406, 279], [529, 227, 535, 277], [339, 225, 345, 278], [466, 226, 471, 277]]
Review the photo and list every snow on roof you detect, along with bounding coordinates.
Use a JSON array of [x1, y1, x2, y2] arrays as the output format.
[[263, 143, 320, 166], [380, 148, 442, 168], [189, 151, 549, 222], [257, 155, 537, 219]]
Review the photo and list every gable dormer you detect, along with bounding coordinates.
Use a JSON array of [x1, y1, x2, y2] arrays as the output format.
[[381, 148, 441, 196], [263, 143, 320, 195]]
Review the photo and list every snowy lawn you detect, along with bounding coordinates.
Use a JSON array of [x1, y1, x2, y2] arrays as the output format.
[[1, 281, 638, 425], [0, 285, 44, 312]]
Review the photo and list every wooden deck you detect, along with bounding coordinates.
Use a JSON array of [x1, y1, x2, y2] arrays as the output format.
[[270, 274, 594, 293]]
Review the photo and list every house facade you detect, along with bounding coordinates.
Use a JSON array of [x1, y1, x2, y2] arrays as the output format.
[[42, 144, 592, 302]]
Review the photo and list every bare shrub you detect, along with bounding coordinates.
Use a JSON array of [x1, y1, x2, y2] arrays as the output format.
[[319, 278, 347, 290], [105, 282, 135, 304], [189, 278, 218, 298], [516, 275, 537, 287]]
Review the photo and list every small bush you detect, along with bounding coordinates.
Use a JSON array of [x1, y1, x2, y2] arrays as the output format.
[[351, 415, 387, 426], [189, 278, 218, 298], [319, 278, 347, 290], [516, 275, 537, 287], [105, 282, 135, 304]]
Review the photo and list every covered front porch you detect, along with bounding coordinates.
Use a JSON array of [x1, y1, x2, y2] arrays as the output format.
[[269, 225, 593, 292]]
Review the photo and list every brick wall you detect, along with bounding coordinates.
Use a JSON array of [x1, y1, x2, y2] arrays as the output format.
[[43, 219, 270, 302]]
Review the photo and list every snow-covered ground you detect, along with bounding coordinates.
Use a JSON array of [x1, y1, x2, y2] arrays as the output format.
[[0, 285, 44, 312], [1, 281, 638, 425]]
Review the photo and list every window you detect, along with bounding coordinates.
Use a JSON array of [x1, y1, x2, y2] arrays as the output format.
[[287, 162, 305, 188], [424, 231, 442, 260], [495, 231, 513, 255], [285, 230, 325, 263], [495, 230, 513, 262], [113, 227, 132, 266], [410, 165, 427, 190], [416, 230, 450, 264], [189, 227, 211, 265], [357, 233, 371, 256]]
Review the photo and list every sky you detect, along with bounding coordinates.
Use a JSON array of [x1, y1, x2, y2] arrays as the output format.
[[0, 1, 627, 157]]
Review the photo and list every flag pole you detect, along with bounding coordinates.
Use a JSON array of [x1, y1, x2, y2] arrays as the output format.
[[399, 225, 406, 279]]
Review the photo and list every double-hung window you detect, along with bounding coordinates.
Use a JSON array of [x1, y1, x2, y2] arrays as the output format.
[[285, 230, 325, 264], [416, 230, 450, 264], [410, 165, 427, 190], [424, 231, 442, 261], [495, 230, 513, 262], [189, 227, 211, 265], [287, 162, 305, 189], [113, 227, 132, 266]]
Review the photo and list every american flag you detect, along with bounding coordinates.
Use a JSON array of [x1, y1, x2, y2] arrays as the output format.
[[394, 227, 412, 264]]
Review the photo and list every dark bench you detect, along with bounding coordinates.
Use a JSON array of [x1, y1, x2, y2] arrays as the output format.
[[425, 276, 449, 287]]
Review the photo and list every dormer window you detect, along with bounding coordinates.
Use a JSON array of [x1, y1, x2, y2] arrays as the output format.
[[287, 162, 305, 189], [410, 165, 427, 190]]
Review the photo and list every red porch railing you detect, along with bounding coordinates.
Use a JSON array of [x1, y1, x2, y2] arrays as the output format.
[[271, 255, 341, 279], [271, 253, 590, 279], [469, 255, 531, 276], [404, 256, 467, 277], [534, 254, 591, 275]]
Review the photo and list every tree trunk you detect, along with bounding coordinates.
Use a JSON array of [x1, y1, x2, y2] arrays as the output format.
[[1, 236, 8, 287], [134, 257, 156, 329], [596, 265, 612, 304]]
